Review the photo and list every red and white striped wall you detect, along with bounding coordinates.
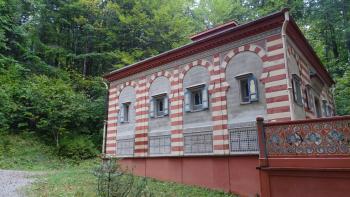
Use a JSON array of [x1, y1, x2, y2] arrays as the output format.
[[287, 46, 335, 118], [263, 35, 291, 122], [209, 53, 230, 154], [105, 33, 335, 157], [134, 78, 148, 157], [169, 68, 184, 155], [106, 84, 118, 155], [177, 59, 212, 154]]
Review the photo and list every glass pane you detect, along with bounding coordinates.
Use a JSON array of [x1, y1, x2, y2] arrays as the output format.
[[249, 79, 256, 94], [241, 79, 249, 102], [158, 100, 163, 112], [124, 104, 129, 122], [194, 91, 202, 105]]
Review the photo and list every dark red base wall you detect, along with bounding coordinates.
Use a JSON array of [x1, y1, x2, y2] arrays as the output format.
[[120, 155, 260, 197], [261, 169, 350, 197]]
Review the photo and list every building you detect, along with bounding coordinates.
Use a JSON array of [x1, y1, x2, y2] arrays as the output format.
[[103, 9, 335, 196]]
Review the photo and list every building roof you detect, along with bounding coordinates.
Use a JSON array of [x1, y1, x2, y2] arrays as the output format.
[[189, 20, 238, 41], [104, 8, 334, 86]]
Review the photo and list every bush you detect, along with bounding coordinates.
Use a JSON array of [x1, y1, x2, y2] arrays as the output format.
[[94, 158, 152, 197], [0, 133, 14, 158], [58, 136, 98, 160]]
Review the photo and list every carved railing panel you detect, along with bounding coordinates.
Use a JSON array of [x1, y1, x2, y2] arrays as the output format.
[[264, 117, 350, 157]]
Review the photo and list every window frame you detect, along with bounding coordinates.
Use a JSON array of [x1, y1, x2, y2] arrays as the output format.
[[314, 97, 322, 118], [120, 102, 131, 123], [155, 97, 165, 117], [191, 88, 203, 111], [185, 84, 208, 112], [322, 100, 328, 117], [235, 73, 259, 104], [292, 74, 303, 106], [304, 85, 313, 111], [150, 93, 169, 118]]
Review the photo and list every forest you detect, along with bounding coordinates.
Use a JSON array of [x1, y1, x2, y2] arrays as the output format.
[[0, 0, 349, 159]]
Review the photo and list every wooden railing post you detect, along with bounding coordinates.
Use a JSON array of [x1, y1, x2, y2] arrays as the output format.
[[256, 116, 268, 167]]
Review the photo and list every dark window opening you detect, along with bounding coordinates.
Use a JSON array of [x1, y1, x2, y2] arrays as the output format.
[[236, 74, 258, 103], [150, 94, 169, 118], [184, 84, 208, 112], [314, 97, 322, 118], [292, 74, 303, 106], [240, 78, 250, 103], [123, 103, 129, 122], [192, 89, 203, 110], [156, 97, 164, 117]]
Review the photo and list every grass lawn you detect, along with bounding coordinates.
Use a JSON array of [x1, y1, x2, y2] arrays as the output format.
[[27, 159, 236, 197], [1, 133, 236, 197]]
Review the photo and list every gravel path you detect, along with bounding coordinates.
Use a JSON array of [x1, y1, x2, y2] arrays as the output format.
[[0, 170, 40, 197]]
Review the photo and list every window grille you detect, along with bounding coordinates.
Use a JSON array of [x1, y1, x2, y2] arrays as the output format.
[[117, 138, 134, 155], [229, 127, 258, 153], [149, 135, 171, 155], [184, 131, 213, 154]]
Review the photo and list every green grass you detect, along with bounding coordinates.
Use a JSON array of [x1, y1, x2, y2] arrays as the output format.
[[28, 159, 236, 197], [28, 160, 99, 197], [1, 133, 236, 197], [0, 132, 78, 170], [28, 160, 237, 197]]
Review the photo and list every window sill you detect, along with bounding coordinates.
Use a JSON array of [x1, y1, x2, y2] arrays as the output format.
[[240, 101, 259, 105], [187, 108, 208, 113], [151, 114, 169, 119], [230, 151, 259, 155]]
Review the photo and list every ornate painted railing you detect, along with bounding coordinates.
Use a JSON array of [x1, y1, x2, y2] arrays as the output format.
[[257, 116, 350, 157]]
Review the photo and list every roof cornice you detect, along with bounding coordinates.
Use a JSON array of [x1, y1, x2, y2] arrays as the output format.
[[286, 18, 335, 85], [104, 10, 286, 82]]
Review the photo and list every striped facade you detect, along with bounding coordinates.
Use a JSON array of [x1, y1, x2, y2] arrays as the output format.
[[104, 12, 335, 158], [105, 37, 334, 157]]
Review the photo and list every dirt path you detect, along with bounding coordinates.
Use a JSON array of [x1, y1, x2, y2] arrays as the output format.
[[0, 170, 40, 197]]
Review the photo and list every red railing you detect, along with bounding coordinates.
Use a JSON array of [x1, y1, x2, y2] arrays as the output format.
[[257, 116, 350, 158]]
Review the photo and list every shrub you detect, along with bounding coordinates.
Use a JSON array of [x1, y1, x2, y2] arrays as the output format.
[[0, 134, 14, 157], [58, 136, 98, 160], [94, 158, 152, 197]]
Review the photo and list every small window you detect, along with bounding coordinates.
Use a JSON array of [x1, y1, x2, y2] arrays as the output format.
[[156, 97, 164, 116], [120, 102, 130, 123], [240, 79, 250, 102], [322, 100, 328, 117], [327, 105, 332, 117], [150, 94, 169, 118], [292, 74, 303, 106], [192, 89, 203, 110], [304, 89, 310, 109], [314, 97, 322, 118], [184, 84, 208, 112], [236, 73, 258, 103], [305, 85, 313, 111]]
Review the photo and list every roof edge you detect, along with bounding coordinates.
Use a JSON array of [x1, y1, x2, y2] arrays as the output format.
[[104, 9, 288, 82], [286, 17, 335, 85]]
